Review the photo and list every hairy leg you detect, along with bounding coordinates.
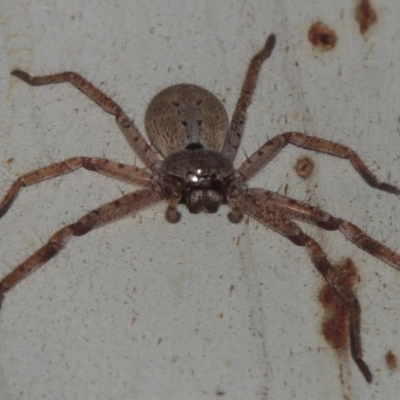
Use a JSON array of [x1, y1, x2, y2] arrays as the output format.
[[11, 70, 160, 169], [244, 189, 400, 271], [238, 132, 400, 196], [222, 34, 276, 162], [234, 190, 373, 382], [0, 157, 152, 218], [0, 188, 161, 307]]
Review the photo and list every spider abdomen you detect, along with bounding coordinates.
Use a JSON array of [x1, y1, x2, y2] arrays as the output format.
[[145, 84, 229, 157]]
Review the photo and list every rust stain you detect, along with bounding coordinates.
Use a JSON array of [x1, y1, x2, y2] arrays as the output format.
[[319, 258, 358, 350], [385, 350, 398, 371], [295, 156, 314, 179], [308, 22, 337, 50], [356, 0, 377, 34]]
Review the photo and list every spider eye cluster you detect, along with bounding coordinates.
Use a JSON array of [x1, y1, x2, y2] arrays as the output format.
[[163, 149, 233, 186], [186, 169, 220, 184]]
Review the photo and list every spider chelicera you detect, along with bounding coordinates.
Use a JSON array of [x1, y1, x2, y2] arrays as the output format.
[[1, 34, 400, 383]]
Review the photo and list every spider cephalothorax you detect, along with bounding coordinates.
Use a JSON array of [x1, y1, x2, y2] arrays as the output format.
[[160, 146, 235, 218], [1, 34, 400, 383]]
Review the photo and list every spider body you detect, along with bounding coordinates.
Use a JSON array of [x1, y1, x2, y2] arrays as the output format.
[[2, 34, 400, 383], [146, 83, 235, 218]]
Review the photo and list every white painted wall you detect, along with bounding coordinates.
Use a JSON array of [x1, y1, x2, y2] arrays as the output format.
[[1, 1, 400, 399]]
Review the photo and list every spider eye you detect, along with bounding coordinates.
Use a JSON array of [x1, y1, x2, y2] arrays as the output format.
[[187, 174, 199, 183], [186, 170, 219, 184]]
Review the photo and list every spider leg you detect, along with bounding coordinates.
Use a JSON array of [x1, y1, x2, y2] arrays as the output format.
[[245, 189, 400, 271], [232, 190, 373, 382], [0, 188, 162, 307], [222, 34, 276, 162], [0, 157, 152, 218], [238, 132, 400, 195], [11, 70, 160, 169]]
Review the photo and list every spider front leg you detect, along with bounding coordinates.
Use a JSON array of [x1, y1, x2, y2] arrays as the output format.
[[222, 34, 276, 161], [0, 189, 162, 307], [231, 190, 373, 382], [0, 157, 152, 218], [11, 70, 160, 169], [238, 132, 400, 195]]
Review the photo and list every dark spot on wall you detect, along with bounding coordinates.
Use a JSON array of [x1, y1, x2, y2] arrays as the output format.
[[308, 22, 337, 50]]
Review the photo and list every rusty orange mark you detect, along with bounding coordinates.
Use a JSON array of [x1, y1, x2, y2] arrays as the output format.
[[308, 22, 337, 50], [356, 0, 377, 34], [319, 258, 358, 350], [385, 350, 398, 371], [295, 156, 314, 179]]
